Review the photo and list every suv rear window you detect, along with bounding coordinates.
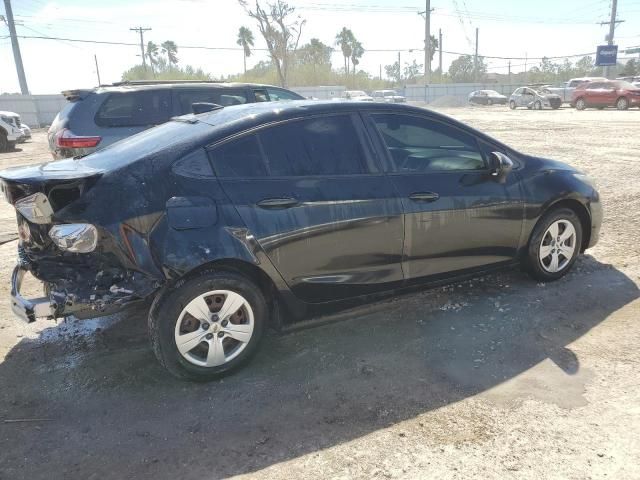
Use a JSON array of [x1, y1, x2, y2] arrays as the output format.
[[96, 90, 171, 127]]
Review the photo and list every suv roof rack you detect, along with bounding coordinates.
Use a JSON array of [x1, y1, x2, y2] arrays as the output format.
[[104, 80, 230, 87]]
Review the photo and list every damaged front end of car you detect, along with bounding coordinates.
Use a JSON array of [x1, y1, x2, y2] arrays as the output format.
[[1, 160, 161, 323]]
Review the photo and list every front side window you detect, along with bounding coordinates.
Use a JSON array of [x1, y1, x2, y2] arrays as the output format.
[[96, 90, 171, 127], [253, 89, 269, 102], [177, 89, 248, 114], [371, 114, 485, 173], [210, 115, 372, 177]]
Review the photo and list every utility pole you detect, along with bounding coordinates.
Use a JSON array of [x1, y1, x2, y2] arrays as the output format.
[[379, 64, 382, 81], [524, 52, 528, 84], [474, 27, 479, 83], [130, 26, 152, 69], [508, 60, 512, 84], [3, 0, 29, 94], [438, 28, 443, 80], [599, 0, 621, 77], [398, 51, 401, 83], [94, 54, 101, 86], [418, 1, 432, 84]]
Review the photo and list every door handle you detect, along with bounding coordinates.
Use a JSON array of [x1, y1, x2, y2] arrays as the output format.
[[409, 192, 440, 202], [257, 197, 299, 209]]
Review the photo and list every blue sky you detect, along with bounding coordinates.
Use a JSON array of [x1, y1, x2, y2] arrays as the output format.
[[2, 0, 639, 93]]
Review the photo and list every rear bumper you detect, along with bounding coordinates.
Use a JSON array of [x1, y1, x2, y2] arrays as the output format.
[[10, 266, 54, 323]]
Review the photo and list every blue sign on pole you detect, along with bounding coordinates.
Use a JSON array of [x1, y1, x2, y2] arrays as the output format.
[[596, 45, 618, 66]]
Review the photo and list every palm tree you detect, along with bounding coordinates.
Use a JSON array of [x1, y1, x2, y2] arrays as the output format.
[[335, 27, 354, 77], [236, 26, 255, 74], [350, 40, 364, 76], [146, 41, 159, 75], [161, 40, 178, 67]]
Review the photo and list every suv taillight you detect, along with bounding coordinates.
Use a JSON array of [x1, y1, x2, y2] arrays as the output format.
[[55, 128, 101, 149]]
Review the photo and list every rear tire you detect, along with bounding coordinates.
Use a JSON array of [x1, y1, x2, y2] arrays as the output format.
[[525, 208, 583, 282], [487, 99, 493, 106], [616, 97, 629, 111], [149, 270, 267, 381], [0, 131, 7, 152], [534, 101, 542, 110], [575, 98, 586, 110]]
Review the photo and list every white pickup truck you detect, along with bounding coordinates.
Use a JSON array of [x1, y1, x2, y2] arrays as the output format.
[[546, 77, 607, 104], [0, 111, 25, 152]]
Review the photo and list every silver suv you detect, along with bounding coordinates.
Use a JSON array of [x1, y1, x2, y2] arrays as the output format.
[[48, 81, 304, 159]]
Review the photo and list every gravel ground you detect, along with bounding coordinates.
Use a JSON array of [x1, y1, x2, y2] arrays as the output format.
[[0, 106, 639, 480]]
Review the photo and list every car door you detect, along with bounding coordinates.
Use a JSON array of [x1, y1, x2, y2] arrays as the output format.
[[208, 113, 405, 302], [600, 83, 618, 106], [521, 88, 535, 107], [584, 83, 604, 106], [364, 112, 524, 280]]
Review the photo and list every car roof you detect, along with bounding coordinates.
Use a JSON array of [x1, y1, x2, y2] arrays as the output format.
[[92, 82, 284, 93]]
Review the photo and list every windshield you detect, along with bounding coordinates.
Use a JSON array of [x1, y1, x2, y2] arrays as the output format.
[[383, 90, 397, 96], [346, 91, 367, 96], [613, 80, 637, 89]]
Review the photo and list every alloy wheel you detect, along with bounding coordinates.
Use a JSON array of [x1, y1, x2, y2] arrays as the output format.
[[174, 290, 255, 367], [616, 97, 629, 110], [539, 220, 577, 273]]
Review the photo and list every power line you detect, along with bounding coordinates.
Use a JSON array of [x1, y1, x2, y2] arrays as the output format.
[[5, 33, 624, 64]]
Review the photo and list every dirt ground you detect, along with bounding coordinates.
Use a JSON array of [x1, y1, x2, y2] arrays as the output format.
[[0, 106, 639, 480]]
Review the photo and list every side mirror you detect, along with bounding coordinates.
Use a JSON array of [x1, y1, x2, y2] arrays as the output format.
[[191, 102, 223, 114], [489, 152, 514, 183]]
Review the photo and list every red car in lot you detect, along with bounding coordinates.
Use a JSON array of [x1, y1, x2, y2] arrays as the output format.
[[571, 80, 640, 110]]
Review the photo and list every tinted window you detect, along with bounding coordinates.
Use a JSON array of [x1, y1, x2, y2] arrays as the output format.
[[266, 88, 302, 101], [259, 116, 369, 176], [253, 89, 269, 102], [96, 90, 171, 127], [372, 114, 485, 172], [212, 135, 267, 177], [177, 89, 248, 114]]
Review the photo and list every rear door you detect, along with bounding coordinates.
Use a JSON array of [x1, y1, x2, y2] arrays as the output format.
[[365, 112, 524, 280], [208, 113, 405, 302]]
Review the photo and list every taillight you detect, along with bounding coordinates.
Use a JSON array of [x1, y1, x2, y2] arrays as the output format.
[[55, 128, 101, 149]]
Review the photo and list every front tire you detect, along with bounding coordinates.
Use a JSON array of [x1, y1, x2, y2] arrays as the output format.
[[487, 99, 493, 106], [575, 98, 586, 110], [149, 270, 267, 381], [616, 97, 629, 110], [525, 208, 583, 282], [0, 132, 8, 152], [509, 100, 516, 110], [534, 101, 542, 110]]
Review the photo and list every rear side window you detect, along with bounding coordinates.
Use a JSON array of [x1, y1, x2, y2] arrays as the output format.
[[210, 115, 372, 177], [176, 89, 248, 114], [259, 116, 369, 176], [95, 90, 171, 127]]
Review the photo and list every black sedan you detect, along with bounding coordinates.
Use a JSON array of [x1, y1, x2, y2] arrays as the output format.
[[0, 101, 602, 381], [468, 90, 508, 105]]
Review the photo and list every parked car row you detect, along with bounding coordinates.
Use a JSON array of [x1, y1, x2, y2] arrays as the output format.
[[469, 76, 640, 112], [0, 111, 31, 152]]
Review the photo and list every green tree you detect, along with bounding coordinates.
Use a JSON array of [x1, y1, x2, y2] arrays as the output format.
[[448, 54, 487, 82], [403, 60, 423, 82], [122, 58, 210, 81], [146, 41, 159, 76], [385, 61, 401, 83], [620, 58, 639, 76], [296, 38, 332, 82], [350, 40, 364, 76], [236, 26, 255, 74], [575, 56, 596, 76], [335, 27, 355, 76], [161, 40, 179, 66], [239, 0, 306, 87]]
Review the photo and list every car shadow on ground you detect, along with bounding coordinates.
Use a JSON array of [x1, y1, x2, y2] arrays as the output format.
[[0, 256, 638, 479]]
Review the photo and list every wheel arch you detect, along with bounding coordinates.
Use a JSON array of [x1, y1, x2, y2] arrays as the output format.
[[534, 198, 592, 252]]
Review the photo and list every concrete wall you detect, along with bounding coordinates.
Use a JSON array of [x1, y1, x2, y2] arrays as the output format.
[[402, 83, 526, 103], [0, 95, 67, 128], [290, 85, 345, 99]]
